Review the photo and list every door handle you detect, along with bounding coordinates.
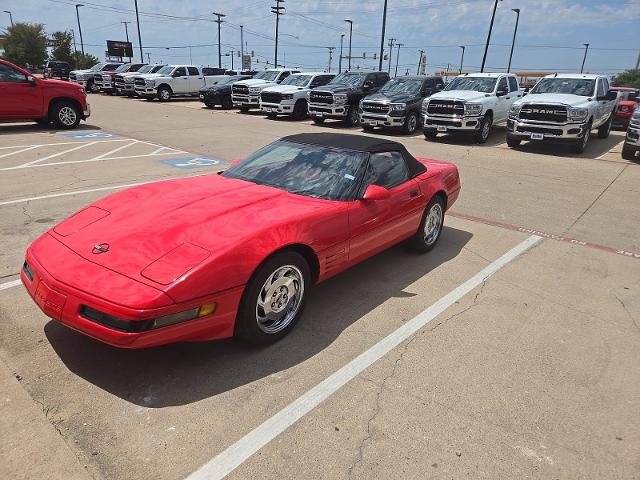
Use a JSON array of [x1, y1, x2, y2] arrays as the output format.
[[409, 190, 419, 198]]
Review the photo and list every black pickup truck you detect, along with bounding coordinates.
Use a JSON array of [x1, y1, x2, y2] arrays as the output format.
[[359, 76, 444, 134], [199, 75, 254, 109], [308, 71, 390, 126], [43, 61, 71, 80]]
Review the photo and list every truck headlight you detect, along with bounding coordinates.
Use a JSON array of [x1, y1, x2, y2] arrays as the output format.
[[568, 107, 588, 121], [421, 99, 429, 114], [359, 99, 364, 109], [334, 94, 348, 105], [249, 87, 262, 94], [464, 103, 483, 116], [145, 80, 155, 86], [389, 103, 406, 112], [509, 104, 522, 116]]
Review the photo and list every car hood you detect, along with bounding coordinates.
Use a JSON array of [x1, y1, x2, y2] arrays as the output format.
[[363, 91, 418, 103], [39, 78, 79, 89], [512, 93, 592, 108], [262, 84, 308, 94], [201, 84, 231, 93], [236, 79, 277, 88], [314, 84, 360, 94], [134, 73, 164, 80], [49, 175, 329, 289], [430, 90, 494, 103]]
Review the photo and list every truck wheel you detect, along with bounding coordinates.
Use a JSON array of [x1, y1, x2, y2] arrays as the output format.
[[362, 124, 374, 131], [597, 115, 612, 139], [506, 135, 521, 148], [403, 111, 419, 135], [239, 105, 250, 112], [345, 106, 359, 127], [292, 100, 308, 120], [87, 81, 98, 93], [424, 130, 438, 141], [50, 101, 82, 129], [221, 96, 233, 109], [157, 86, 172, 101], [573, 121, 592, 154], [621, 143, 638, 161], [312, 116, 325, 124], [476, 113, 492, 144]]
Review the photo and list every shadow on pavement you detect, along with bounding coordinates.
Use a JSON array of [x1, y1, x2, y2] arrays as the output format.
[[0, 123, 103, 135], [509, 132, 625, 160], [46, 226, 473, 408]]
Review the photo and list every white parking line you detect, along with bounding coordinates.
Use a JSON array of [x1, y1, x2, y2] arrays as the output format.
[[0, 138, 130, 150], [0, 279, 21, 291], [185, 234, 542, 480], [0, 145, 39, 159], [91, 140, 138, 160], [11, 141, 98, 169]]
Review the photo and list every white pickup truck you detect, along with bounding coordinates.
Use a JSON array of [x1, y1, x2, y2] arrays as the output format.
[[232, 69, 300, 111], [134, 65, 227, 101], [422, 72, 523, 143], [259, 72, 335, 119], [507, 74, 618, 153]]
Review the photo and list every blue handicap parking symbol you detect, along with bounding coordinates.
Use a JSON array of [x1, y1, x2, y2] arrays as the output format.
[[62, 131, 116, 139], [160, 157, 221, 169]]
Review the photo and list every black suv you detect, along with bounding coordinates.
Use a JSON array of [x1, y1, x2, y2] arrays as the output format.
[[44, 61, 71, 80], [308, 71, 390, 126], [359, 76, 444, 134], [199, 75, 254, 109]]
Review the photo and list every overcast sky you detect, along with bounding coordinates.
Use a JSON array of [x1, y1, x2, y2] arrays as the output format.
[[2, 0, 639, 74]]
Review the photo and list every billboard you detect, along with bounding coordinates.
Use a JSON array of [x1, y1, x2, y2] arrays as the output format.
[[106, 40, 133, 58]]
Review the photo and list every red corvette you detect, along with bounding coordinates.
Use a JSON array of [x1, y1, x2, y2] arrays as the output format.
[[22, 134, 460, 348]]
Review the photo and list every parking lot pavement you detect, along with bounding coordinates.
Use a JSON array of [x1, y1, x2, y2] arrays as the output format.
[[1, 95, 639, 480]]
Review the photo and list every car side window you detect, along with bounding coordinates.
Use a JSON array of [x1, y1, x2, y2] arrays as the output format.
[[364, 73, 376, 86], [187, 67, 200, 76], [0, 64, 28, 83], [497, 77, 508, 93], [363, 151, 409, 190], [508, 76, 518, 92], [422, 79, 434, 96], [596, 79, 605, 98], [174, 67, 186, 77], [316, 75, 333, 87], [279, 71, 291, 81], [376, 73, 389, 86]]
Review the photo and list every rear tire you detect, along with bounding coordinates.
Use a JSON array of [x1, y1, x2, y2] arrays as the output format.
[[597, 115, 612, 139], [50, 101, 81, 129], [423, 130, 438, 140], [234, 251, 310, 345], [409, 196, 446, 253]]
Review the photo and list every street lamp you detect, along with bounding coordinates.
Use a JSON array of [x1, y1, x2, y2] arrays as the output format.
[[339, 34, 345, 73], [121, 21, 131, 62], [378, 0, 389, 71], [344, 19, 353, 70], [459, 46, 465, 73], [3, 10, 13, 27], [75, 5, 85, 55], [581, 43, 590, 73], [480, 0, 501, 72], [507, 8, 520, 73]]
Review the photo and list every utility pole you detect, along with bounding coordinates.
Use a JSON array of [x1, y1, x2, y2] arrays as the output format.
[[344, 19, 353, 71], [580, 43, 590, 73], [387, 38, 396, 73], [459, 45, 465, 73], [212, 12, 226, 69], [75, 4, 84, 55], [507, 8, 520, 73], [339, 34, 344, 73], [146, 52, 151, 63], [394, 42, 403, 78], [71, 29, 77, 55], [378, 0, 388, 71], [134, 0, 144, 63], [272, 0, 285, 68], [240, 25, 244, 71], [480, 0, 501, 72], [326, 47, 335, 73], [3, 10, 13, 27], [121, 21, 131, 62], [417, 49, 425, 75], [635, 49, 640, 70]]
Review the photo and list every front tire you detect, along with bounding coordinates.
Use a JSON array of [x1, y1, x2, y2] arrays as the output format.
[[403, 111, 419, 135], [573, 121, 592, 154], [235, 251, 310, 345], [410, 196, 446, 253], [222, 96, 233, 109], [476, 113, 492, 144], [506, 135, 521, 148], [87, 80, 98, 93], [597, 115, 612, 139], [345, 106, 359, 127], [622, 143, 638, 161], [312, 115, 325, 124], [292, 100, 308, 120], [424, 129, 438, 140], [157, 86, 172, 102], [50, 101, 81, 129]]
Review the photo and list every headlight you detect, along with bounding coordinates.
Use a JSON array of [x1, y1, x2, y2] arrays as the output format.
[[509, 104, 522, 116], [568, 107, 588, 121], [281, 94, 294, 100], [389, 103, 406, 112], [334, 93, 348, 105], [464, 103, 483, 116], [618, 105, 630, 112], [359, 99, 364, 109], [249, 87, 262, 94], [421, 99, 429, 113], [145, 79, 155, 86]]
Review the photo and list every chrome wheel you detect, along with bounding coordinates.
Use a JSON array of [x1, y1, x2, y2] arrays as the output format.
[[58, 106, 77, 126], [424, 202, 443, 246], [406, 113, 418, 134], [256, 265, 304, 334], [159, 88, 171, 101]]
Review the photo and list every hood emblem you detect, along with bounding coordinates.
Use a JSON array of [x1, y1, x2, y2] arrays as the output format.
[[92, 243, 110, 254]]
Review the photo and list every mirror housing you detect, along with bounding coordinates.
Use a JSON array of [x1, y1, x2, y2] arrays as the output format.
[[172, 71, 182, 77], [600, 90, 617, 101], [362, 80, 373, 90], [496, 88, 508, 97], [27, 76, 37, 86], [362, 184, 390, 202]]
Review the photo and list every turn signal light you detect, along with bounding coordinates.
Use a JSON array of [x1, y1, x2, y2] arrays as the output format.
[[198, 303, 217, 317]]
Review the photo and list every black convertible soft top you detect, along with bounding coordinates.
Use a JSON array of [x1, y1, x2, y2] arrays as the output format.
[[281, 133, 427, 177]]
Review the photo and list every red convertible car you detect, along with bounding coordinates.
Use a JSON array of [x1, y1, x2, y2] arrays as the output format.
[[22, 134, 460, 348]]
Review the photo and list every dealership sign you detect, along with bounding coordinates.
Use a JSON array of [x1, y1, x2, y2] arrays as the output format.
[[106, 40, 133, 58]]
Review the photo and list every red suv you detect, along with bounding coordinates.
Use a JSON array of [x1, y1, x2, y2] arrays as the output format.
[[611, 86, 639, 129], [0, 59, 90, 129]]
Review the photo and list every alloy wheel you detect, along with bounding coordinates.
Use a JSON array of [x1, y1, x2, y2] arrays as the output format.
[[424, 202, 443, 246], [255, 265, 305, 334]]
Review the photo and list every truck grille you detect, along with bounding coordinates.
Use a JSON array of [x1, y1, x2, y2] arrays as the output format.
[[362, 102, 389, 114], [261, 92, 282, 104], [114, 75, 124, 86], [427, 100, 464, 115], [232, 84, 249, 95], [134, 77, 146, 86], [519, 104, 567, 123], [309, 91, 334, 105]]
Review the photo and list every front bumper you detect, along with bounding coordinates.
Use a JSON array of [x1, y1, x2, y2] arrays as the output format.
[[507, 117, 587, 141], [83, 103, 91, 119], [135, 85, 158, 95], [613, 114, 632, 128], [308, 103, 348, 118], [260, 101, 295, 114], [423, 114, 483, 133], [625, 124, 640, 147], [70, 79, 88, 87], [94, 79, 114, 90], [232, 94, 260, 107], [360, 111, 406, 128]]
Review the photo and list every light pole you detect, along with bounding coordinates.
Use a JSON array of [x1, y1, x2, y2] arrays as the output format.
[[480, 0, 501, 72], [394, 42, 403, 77], [580, 43, 590, 73], [326, 47, 335, 72], [387, 37, 395, 73], [121, 21, 131, 62], [212, 12, 226, 69], [378, 0, 389, 71], [344, 19, 353, 71], [240, 25, 244, 71], [339, 34, 344, 73], [3, 10, 13, 27], [272, 0, 285, 68], [507, 8, 520, 73], [459, 45, 465, 73], [75, 4, 84, 55], [134, 0, 144, 63]]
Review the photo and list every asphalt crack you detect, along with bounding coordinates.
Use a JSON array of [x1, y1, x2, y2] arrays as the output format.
[[614, 293, 639, 332]]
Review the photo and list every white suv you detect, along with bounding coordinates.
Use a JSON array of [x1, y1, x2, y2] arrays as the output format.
[[422, 72, 522, 143], [259, 72, 335, 119]]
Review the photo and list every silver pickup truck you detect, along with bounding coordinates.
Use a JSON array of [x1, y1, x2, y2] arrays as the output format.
[[507, 74, 618, 153]]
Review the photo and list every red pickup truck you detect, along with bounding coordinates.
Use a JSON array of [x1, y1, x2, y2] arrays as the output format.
[[0, 59, 90, 129]]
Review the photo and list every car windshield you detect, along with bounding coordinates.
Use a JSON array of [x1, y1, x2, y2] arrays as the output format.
[[531, 78, 596, 96], [222, 140, 367, 201], [150, 65, 165, 73], [282, 75, 312, 86], [215, 76, 241, 85], [136, 65, 153, 74], [380, 78, 423, 95], [115, 64, 131, 73], [444, 76, 497, 93], [330, 72, 366, 87], [89, 63, 106, 72], [156, 66, 175, 75], [253, 70, 280, 81]]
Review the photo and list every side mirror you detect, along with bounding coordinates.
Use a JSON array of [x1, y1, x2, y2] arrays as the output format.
[[604, 90, 618, 101], [436, 83, 444, 91], [363, 81, 373, 90], [27, 76, 37, 86], [362, 184, 390, 202], [496, 88, 508, 97], [172, 71, 182, 77]]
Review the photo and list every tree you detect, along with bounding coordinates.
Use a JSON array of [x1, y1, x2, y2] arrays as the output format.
[[1, 23, 48, 68], [612, 69, 640, 89], [72, 51, 99, 69], [50, 31, 74, 65]]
